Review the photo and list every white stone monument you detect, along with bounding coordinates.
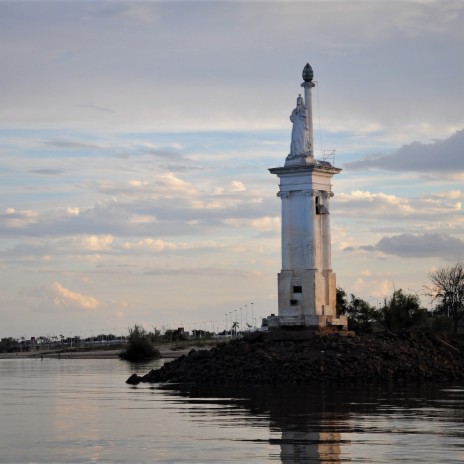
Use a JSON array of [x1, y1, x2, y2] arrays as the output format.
[[267, 63, 347, 330]]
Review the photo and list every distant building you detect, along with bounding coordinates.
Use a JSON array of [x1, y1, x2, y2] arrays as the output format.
[[267, 64, 347, 330]]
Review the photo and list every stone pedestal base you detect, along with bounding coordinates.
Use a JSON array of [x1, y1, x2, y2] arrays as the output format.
[[267, 314, 347, 330]]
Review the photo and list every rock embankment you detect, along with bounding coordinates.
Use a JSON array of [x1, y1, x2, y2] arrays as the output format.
[[127, 331, 464, 385]]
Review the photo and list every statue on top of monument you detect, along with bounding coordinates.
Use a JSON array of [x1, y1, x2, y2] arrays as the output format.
[[289, 94, 310, 158]]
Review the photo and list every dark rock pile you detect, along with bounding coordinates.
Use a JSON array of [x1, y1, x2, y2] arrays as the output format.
[[128, 331, 464, 385]]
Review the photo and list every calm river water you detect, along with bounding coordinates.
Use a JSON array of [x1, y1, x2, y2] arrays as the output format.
[[0, 357, 463, 463]]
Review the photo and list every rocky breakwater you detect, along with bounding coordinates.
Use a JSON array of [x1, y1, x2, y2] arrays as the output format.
[[126, 331, 464, 385]]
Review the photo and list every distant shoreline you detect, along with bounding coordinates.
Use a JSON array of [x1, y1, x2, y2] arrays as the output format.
[[0, 345, 201, 360], [0, 349, 122, 360]]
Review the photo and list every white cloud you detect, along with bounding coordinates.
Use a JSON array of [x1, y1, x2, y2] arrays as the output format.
[[2, 208, 39, 229], [129, 214, 157, 224], [128, 180, 149, 188], [335, 190, 415, 216], [426, 190, 463, 200], [78, 235, 113, 251], [47, 282, 99, 311], [334, 189, 464, 229], [230, 180, 246, 192], [157, 173, 197, 195], [67, 207, 80, 216], [122, 238, 183, 252], [250, 216, 280, 232], [223, 216, 280, 233]]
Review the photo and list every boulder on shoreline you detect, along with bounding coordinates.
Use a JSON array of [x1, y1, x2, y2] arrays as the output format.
[[127, 331, 464, 385]]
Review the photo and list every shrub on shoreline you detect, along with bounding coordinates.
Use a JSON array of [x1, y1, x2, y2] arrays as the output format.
[[119, 325, 160, 361]]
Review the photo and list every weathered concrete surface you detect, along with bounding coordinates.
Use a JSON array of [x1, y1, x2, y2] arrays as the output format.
[[130, 331, 464, 385]]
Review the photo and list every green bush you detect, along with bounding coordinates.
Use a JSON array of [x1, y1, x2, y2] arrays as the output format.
[[119, 325, 160, 361]]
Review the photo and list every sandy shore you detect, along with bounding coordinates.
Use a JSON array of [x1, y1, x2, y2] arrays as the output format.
[[0, 345, 204, 360]]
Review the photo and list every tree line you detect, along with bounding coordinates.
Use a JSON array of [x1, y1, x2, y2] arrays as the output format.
[[337, 262, 464, 334]]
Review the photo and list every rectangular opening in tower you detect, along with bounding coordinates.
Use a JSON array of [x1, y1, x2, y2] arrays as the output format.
[[315, 196, 329, 215]]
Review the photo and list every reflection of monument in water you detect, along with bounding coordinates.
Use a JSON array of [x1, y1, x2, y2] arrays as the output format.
[[267, 63, 347, 331], [179, 384, 350, 464], [278, 415, 343, 463], [268, 386, 347, 464]]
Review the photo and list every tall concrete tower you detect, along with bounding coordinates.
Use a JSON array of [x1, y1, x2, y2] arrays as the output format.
[[268, 63, 347, 330]]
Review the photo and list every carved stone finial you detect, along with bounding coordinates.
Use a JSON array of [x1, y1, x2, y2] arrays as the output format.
[[302, 63, 314, 82]]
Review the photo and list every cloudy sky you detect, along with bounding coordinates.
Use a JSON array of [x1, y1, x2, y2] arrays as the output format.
[[1, 0, 463, 338]]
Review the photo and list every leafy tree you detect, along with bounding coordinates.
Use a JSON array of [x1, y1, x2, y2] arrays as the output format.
[[427, 262, 464, 333], [163, 329, 180, 342], [336, 287, 349, 316], [381, 289, 427, 332], [337, 287, 431, 333], [148, 328, 162, 343], [336, 288, 378, 333], [0, 337, 21, 353], [347, 295, 378, 333]]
